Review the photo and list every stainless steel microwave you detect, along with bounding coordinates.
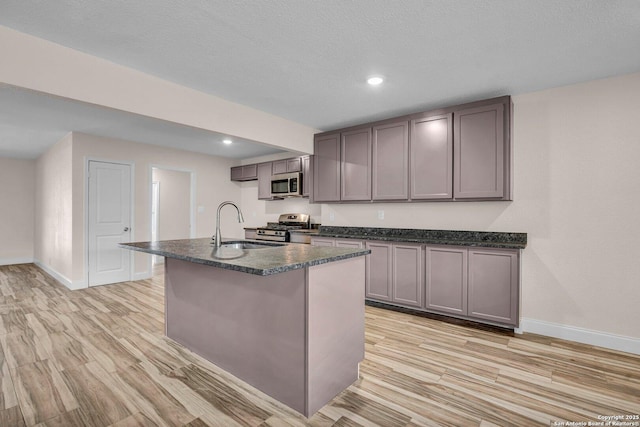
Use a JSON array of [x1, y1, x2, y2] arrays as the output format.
[[271, 172, 302, 197]]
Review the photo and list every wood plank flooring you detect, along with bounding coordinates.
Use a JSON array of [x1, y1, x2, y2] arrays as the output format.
[[0, 263, 638, 426]]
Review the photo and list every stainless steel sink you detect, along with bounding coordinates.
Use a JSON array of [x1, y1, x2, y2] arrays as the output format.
[[218, 240, 285, 250]]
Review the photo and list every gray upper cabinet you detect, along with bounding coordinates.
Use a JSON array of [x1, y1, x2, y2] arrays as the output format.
[[301, 155, 311, 197], [313, 133, 341, 202], [257, 162, 273, 200], [454, 103, 508, 200], [273, 157, 302, 175], [410, 113, 453, 200], [425, 245, 467, 315], [230, 164, 258, 181], [372, 121, 409, 200], [313, 96, 512, 203], [272, 160, 288, 175], [341, 128, 372, 201], [468, 248, 519, 326]]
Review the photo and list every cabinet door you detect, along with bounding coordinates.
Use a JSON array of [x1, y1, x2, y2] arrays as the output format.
[[272, 160, 288, 175], [425, 246, 468, 316], [341, 128, 372, 201], [392, 243, 423, 308], [313, 134, 341, 202], [257, 162, 273, 200], [372, 121, 409, 200], [410, 113, 453, 200], [231, 164, 258, 181], [302, 156, 311, 197], [287, 157, 302, 172], [335, 239, 363, 248], [310, 237, 335, 247], [468, 249, 518, 326], [230, 166, 243, 181], [454, 103, 505, 199], [365, 241, 392, 302]]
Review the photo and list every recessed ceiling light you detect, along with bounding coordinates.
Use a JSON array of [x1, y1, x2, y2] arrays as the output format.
[[367, 76, 384, 86], [223, 139, 233, 145]]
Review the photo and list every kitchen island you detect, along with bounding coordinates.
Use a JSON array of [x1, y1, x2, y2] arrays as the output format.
[[121, 238, 369, 417]]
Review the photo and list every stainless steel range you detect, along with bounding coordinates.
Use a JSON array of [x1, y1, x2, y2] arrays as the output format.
[[255, 213, 310, 242]]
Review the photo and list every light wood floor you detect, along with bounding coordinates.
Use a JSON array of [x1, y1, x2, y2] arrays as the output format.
[[0, 264, 638, 426]]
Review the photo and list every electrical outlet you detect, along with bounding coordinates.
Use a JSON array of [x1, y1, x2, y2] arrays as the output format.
[[197, 206, 205, 214], [377, 210, 385, 220], [329, 212, 335, 221]]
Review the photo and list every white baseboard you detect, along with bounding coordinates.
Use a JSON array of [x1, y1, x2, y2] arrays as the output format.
[[518, 318, 640, 355], [33, 260, 87, 290], [0, 257, 34, 266]]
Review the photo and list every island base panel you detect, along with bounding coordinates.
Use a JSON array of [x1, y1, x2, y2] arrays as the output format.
[[165, 258, 307, 414], [307, 256, 365, 415]]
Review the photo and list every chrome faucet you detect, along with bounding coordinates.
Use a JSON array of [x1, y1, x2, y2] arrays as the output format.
[[213, 201, 245, 248]]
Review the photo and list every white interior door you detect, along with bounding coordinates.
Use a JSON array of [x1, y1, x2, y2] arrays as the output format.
[[88, 161, 132, 286]]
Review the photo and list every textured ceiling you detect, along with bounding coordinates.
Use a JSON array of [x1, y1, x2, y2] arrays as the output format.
[[1, 0, 639, 158]]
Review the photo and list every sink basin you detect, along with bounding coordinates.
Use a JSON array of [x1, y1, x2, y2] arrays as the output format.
[[218, 240, 285, 250]]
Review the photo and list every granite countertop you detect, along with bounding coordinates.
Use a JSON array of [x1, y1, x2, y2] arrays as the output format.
[[120, 238, 369, 276], [316, 226, 527, 249]]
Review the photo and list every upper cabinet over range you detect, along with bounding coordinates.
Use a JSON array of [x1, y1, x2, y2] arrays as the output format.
[[231, 155, 311, 200], [312, 96, 512, 203]]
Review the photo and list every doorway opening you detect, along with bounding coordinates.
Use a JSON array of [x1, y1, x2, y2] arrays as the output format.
[[150, 166, 195, 271]]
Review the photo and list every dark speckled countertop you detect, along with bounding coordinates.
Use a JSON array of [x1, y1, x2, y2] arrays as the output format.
[[120, 238, 369, 276], [316, 226, 527, 249]]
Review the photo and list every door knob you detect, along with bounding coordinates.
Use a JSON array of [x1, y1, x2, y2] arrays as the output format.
[[124, 227, 130, 232]]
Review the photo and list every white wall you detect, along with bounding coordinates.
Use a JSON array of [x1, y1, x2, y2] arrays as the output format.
[[318, 72, 640, 349], [34, 133, 74, 283], [152, 168, 192, 240], [0, 157, 35, 264]]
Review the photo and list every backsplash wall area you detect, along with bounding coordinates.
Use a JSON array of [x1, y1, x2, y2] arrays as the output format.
[[318, 72, 640, 353]]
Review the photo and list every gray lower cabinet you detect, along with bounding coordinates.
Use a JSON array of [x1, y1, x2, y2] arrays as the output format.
[[391, 243, 423, 308], [341, 128, 372, 201], [454, 102, 508, 200], [313, 134, 341, 202], [365, 241, 422, 308], [365, 241, 393, 302], [410, 113, 453, 200], [313, 236, 519, 327], [468, 248, 519, 326], [257, 162, 273, 200], [425, 246, 468, 316], [310, 237, 337, 247], [425, 245, 519, 326], [372, 121, 409, 200], [336, 239, 364, 249]]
